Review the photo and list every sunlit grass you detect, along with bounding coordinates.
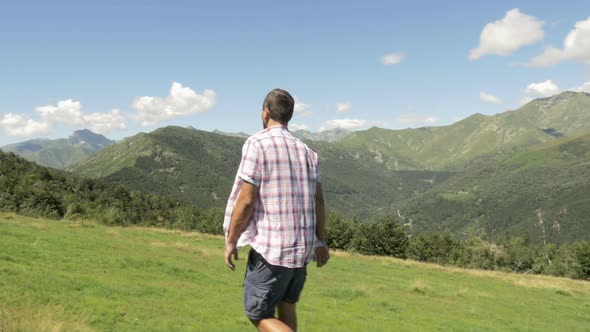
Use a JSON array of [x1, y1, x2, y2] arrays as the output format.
[[1, 212, 589, 331]]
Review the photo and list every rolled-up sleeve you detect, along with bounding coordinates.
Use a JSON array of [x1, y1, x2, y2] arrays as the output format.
[[238, 140, 262, 186]]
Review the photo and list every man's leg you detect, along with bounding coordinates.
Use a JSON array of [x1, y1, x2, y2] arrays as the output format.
[[250, 318, 293, 332], [277, 301, 297, 331], [277, 264, 306, 332], [244, 250, 295, 331]]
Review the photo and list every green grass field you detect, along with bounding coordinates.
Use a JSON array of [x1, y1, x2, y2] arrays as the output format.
[[1, 212, 589, 331]]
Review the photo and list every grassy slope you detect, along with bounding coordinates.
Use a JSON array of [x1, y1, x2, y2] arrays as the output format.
[[1, 213, 589, 331], [508, 91, 590, 137], [66, 133, 155, 178]]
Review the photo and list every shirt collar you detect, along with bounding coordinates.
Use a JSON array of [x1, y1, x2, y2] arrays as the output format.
[[265, 124, 288, 131]]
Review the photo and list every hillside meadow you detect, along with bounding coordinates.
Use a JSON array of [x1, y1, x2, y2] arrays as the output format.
[[1, 212, 589, 331]]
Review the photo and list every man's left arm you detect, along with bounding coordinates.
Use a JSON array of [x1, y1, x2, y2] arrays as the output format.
[[315, 183, 330, 267], [224, 181, 258, 271]]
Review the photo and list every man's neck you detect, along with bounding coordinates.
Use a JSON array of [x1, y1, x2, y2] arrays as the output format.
[[266, 120, 287, 129]]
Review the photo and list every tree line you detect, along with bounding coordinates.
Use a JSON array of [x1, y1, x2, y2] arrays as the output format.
[[0, 151, 224, 234], [326, 211, 590, 281]]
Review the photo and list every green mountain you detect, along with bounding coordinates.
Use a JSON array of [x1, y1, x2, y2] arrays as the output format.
[[68, 126, 450, 214], [398, 133, 590, 243], [68, 126, 245, 209], [1, 129, 113, 169], [330, 91, 590, 171], [67, 91, 590, 238]]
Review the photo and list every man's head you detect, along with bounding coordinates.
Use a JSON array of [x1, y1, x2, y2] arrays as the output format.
[[262, 88, 294, 129]]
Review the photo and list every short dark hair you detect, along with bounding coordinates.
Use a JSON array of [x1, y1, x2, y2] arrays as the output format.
[[263, 88, 294, 123]]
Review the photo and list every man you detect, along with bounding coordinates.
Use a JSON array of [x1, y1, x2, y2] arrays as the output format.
[[224, 88, 329, 332]]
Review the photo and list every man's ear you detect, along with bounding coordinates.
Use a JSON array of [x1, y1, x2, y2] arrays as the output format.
[[262, 108, 271, 121]]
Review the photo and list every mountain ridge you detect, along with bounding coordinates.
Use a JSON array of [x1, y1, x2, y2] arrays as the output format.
[[1, 129, 113, 169], [329, 91, 590, 171]]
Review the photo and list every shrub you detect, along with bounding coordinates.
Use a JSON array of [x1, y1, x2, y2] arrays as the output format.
[[574, 241, 590, 280], [326, 211, 354, 250], [351, 216, 408, 258], [407, 231, 465, 265]]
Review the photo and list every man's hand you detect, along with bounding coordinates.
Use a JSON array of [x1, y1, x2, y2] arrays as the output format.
[[315, 246, 330, 268], [225, 243, 239, 271]]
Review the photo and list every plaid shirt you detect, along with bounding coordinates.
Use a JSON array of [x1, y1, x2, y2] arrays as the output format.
[[223, 125, 321, 268]]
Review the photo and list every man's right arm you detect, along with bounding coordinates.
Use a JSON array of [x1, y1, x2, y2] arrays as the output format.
[[315, 183, 329, 267]]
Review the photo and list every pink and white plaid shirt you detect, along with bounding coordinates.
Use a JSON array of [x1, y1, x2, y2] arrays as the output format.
[[223, 125, 321, 268]]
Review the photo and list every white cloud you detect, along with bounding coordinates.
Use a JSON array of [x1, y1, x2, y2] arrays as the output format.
[[1, 99, 128, 137], [319, 118, 388, 131], [132, 82, 216, 126], [320, 119, 367, 131], [564, 17, 590, 63], [0, 113, 50, 137], [289, 123, 309, 131], [527, 46, 563, 67], [518, 79, 561, 106], [571, 81, 590, 93], [527, 17, 590, 67], [336, 102, 352, 113], [480, 92, 502, 105], [293, 96, 313, 117], [469, 8, 544, 60], [83, 109, 127, 134], [35, 99, 85, 125], [394, 113, 439, 126], [382, 52, 405, 65], [524, 79, 560, 97]]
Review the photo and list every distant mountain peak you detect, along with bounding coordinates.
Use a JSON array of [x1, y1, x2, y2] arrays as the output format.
[[69, 129, 112, 150], [71, 129, 104, 139], [73, 128, 95, 135]]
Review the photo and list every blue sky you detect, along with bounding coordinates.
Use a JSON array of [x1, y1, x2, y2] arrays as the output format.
[[1, 0, 589, 145]]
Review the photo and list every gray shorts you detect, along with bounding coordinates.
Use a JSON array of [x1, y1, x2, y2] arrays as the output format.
[[243, 249, 307, 320]]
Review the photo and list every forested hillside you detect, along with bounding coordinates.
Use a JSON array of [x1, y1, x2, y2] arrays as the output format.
[[69, 126, 451, 215], [398, 133, 590, 243], [0, 150, 223, 234], [69, 126, 247, 209]]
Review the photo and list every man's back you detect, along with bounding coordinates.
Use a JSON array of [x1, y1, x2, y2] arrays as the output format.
[[224, 125, 320, 268]]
